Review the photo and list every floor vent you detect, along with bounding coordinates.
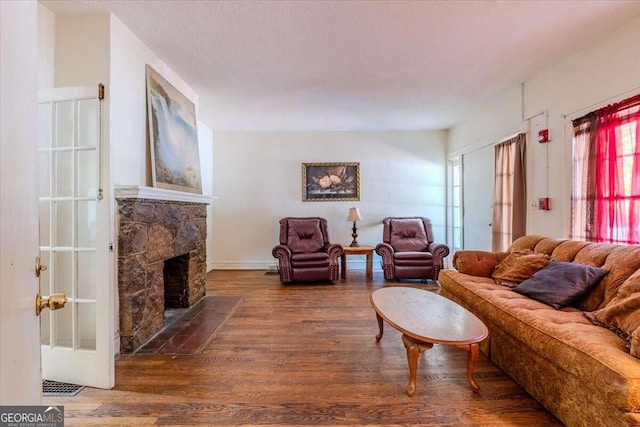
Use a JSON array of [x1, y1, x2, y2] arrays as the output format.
[[42, 380, 84, 396], [265, 265, 279, 275]]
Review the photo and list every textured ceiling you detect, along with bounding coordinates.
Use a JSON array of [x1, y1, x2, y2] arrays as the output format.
[[42, 0, 640, 131]]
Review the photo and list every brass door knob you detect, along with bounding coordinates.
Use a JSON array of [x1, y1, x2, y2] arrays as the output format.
[[36, 293, 67, 316], [35, 256, 48, 278]]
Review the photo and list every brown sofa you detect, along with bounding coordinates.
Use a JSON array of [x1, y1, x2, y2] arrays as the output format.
[[439, 235, 640, 427]]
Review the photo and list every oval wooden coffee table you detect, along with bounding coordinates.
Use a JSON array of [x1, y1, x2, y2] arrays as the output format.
[[371, 286, 489, 396]]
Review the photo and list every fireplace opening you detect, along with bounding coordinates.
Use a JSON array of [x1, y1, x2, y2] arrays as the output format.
[[164, 254, 190, 309]]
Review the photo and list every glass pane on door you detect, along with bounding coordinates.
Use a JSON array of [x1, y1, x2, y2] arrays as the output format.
[[77, 150, 97, 197], [53, 307, 73, 348], [55, 151, 73, 197], [77, 99, 97, 147], [54, 101, 74, 148], [54, 201, 73, 247], [77, 303, 96, 350], [54, 251, 73, 297], [77, 252, 96, 300], [77, 201, 97, 248]]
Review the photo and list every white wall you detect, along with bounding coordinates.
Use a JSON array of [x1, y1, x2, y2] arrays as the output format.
[[448, 13, 640, 241], [197, 121, 215, 271], [109, 15, 199, 188], [210, 130, 447, 270], [54, 14, 110, 87], [37, 2, 55, 89]]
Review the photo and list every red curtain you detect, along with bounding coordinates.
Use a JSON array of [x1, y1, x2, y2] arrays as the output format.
[[594, 94, 640, 244]]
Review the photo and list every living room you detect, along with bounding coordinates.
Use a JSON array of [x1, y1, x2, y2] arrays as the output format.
[[32, 1, 640, 273], [1, 1, 640, 425]]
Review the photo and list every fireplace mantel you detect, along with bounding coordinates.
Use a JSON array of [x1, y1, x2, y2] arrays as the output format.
[[115, 185, 215, 204]]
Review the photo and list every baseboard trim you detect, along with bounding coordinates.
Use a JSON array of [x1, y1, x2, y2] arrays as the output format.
[[211, 260, 381, 271], [212, 261, 276, 270]]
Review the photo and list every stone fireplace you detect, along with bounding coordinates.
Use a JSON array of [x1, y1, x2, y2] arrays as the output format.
[[115, 186, 211, 353]]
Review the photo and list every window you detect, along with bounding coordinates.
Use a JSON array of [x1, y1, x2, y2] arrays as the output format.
[[447, 158, 462, 257], [571, 94, 640, 245]]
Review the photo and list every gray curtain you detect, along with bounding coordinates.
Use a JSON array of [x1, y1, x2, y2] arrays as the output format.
[[492, 133, 526, 252]]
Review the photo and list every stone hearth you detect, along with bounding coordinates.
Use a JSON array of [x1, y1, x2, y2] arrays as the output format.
[[116, 186, 210, 353]]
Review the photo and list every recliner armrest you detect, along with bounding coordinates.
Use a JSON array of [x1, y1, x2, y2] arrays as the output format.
[[375, 242, 394, 256], [272, 245, 292, 260], [272, 245, 293, 283], [375, 243, 395, 280], [324, 243, 344, 261], [427, 243, 450, 260]]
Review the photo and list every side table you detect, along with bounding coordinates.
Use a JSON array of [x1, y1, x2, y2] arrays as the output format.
[[341, 245, 374, 280]]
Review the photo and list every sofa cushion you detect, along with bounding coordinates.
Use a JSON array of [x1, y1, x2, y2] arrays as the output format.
[[513, 261, 608, 309], [585, 269, 640, 357], [453, 250, 505, 277], [577, 245, 640, 312], [491, 250, 550, 288], [507, 235, 546, 252], [550, 240, 593, 262]]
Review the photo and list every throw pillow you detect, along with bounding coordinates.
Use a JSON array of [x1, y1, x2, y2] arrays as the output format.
[[583, 269, 640, 356], [453, 250, 501, 277], [491, 250, 551, 288], [513, 261, 609, 309]]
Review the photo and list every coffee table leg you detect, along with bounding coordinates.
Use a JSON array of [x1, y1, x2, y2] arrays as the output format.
[[402, 335, 432, 397], [375, 312, 384, 342], [466, 343, 480, 393]]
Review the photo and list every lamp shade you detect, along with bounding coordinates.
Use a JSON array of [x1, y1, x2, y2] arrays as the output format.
[[346, 207, 363, 222]]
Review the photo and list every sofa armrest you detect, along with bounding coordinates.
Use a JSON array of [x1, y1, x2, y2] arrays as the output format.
[[452, 250, 502, 277]]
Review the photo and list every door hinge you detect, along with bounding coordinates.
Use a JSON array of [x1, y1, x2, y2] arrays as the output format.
[[98, 83, 105, 100], [109, 243, 114, 252]]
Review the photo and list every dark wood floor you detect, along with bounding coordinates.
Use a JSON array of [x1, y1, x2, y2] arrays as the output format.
[[45, 269, 562, 426]]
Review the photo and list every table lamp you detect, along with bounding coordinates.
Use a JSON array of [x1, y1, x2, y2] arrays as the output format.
[[346, 207, 363, 247]]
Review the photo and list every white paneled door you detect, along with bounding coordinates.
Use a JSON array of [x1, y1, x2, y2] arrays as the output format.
[[38, 86, 113, 389], [0, 0, 41, 404], [462, 145, 495, 251]]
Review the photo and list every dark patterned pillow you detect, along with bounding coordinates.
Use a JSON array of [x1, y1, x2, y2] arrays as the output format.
[[513, 261, 608, 309]]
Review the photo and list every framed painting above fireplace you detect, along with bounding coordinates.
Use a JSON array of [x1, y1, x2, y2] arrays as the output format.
[[146, 65, 202, 194]]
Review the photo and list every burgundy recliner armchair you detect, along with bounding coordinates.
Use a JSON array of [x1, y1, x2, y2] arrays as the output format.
[[375, 217, 450, 281], [272, 217, 343, 284]]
